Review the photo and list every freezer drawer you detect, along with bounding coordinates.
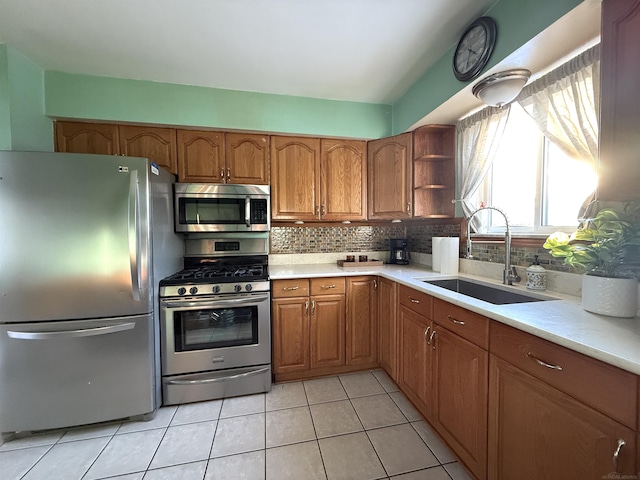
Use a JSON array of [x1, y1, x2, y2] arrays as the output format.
[[0, 315, 156, 434]]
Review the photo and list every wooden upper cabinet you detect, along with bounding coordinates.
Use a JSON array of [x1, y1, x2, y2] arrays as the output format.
[[320, 139, 367, 221], [271, 136, 321, 221], [55, 122, 119, 155], [598, 0, 640, 201], [225, 133, 269, 185], [119, 125, 177, 175], [367, 133, 413, 220], [177, 130, 224, 182]]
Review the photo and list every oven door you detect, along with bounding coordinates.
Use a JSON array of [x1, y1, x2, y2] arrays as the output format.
[[160, 292, 271, 376]]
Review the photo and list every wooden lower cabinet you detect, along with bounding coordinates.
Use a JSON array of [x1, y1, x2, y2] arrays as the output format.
[[488, 355, 636, 479], [431, 326, 488, 480], [271, 297, 310, 374], [346, 276, 378, 367], [310, 294, 346, 369], [397, 303, 432, 417], [377, 277, 397, 380]]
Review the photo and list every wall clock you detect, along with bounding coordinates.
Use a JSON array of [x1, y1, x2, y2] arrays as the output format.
[[452, 16, 497, 82]]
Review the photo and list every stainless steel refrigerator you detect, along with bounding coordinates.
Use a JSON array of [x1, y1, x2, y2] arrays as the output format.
[[0, 151, 183, 437]]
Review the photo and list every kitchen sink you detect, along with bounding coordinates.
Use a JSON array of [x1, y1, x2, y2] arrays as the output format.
[[422, 278, 556, 305]]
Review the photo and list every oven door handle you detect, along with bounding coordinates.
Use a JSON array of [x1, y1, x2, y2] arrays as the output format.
[[166, 367, 270, 385], [161, 295, 270, 309]]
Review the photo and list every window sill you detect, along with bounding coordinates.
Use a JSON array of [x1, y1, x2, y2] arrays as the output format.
[[468, 235, 546, 248]]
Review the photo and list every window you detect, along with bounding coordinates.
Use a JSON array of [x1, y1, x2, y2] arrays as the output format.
[[461, 44, 600, 236], [474, 103, 597, 234]]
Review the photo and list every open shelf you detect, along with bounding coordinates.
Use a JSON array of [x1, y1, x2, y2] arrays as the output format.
[[412, 125, 455, 218]]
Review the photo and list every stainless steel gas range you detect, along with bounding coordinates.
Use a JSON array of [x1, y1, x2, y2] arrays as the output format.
[[159, 233, 271, 405]]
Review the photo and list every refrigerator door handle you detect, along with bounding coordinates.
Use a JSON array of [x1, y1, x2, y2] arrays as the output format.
[[128, 171, 141, 301], [245, 196, 251, 227], [7, 322, 136, 340], [166, 367, 270, 385]]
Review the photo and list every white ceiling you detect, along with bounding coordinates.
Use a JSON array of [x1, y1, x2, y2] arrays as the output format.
[[0, 0, 496, 104]]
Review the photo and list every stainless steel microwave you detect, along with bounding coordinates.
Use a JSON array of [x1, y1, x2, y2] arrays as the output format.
[[174, 184, 270, 233]]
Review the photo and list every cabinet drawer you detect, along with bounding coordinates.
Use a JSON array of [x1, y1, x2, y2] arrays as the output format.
[[272, 279, 310, 298], [398, 285, 433, 318], [310, 277, 346, 296], [491, 321, 638, 429], [433, 299, 489, 349]]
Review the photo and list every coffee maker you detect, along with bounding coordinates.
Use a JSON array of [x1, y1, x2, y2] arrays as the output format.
[[388, 238, 409, 265]]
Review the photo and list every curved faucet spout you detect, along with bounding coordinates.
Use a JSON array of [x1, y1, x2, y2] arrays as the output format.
[[464, 206, 519, 285]]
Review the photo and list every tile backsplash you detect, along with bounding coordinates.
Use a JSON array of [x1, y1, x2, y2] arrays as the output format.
[[270, 223, 576, 274], [270, 225, 407, 254]]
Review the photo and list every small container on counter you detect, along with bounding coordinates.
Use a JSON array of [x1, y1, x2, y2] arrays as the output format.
[[526, 255, 547, 291], [345, 255, 355, 262]]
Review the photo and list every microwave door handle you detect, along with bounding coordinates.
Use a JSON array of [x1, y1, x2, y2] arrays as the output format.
[[245, 196, 251, 227], [128, 170, 141, 301]]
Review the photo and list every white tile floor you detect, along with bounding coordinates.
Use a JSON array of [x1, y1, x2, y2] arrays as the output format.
[[0, 370, 475, 480]]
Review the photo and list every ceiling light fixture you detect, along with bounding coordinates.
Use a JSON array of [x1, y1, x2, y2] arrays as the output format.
[[472, 69, 531, 107]]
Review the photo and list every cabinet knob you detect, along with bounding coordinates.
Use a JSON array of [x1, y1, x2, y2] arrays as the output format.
[[311, 299, 316, 315], [321, 204, 326, 215], [410, 298, 420, 304], [407, 202, 411, 215], [424, 325, 431, 343], [227, 167, 231, 182], [321, 284, 336, 289], [220, 168, 225, 180], [429, 330, 436, 349], [282, 286, 299, 291]]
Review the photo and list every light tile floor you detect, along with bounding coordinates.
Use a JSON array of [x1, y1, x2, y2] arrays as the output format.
[[0, 370, 475, 480]]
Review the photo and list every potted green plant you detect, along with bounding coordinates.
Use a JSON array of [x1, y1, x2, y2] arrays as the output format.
[[543, 202, 640, 318]]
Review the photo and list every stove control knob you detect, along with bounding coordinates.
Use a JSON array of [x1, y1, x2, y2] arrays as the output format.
[[177, 287, 187, 296], [212, 285, 221, 294], [189, 286, 198, 295], [234, 284, 242, 293], [245, 284, 253, 292]]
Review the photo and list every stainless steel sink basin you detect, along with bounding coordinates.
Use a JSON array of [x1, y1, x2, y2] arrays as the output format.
[[422, 278, 556, 305]]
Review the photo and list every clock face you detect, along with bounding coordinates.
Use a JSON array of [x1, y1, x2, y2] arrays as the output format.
[[453, 17, 497, 82]]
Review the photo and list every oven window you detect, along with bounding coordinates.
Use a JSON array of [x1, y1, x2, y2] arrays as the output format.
[[174, 306, 258, 351], [179, 198, 244, 225]]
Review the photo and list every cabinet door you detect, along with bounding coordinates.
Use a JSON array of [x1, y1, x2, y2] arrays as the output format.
[[397, 304, 431, 418], [271, 136, 320, 221], [119, 125, 177, 175], [598, 0, 640, 201], [488, 356, 637, 480], [225, 133, 270, 185], [346, 276, 378, 367], [320, 139, 367, 221], [377, 277, 397, 380], [367, 133, 412, 220], [272, 297, 309, 374], [55, 121, 119, 155], [310, 294, 346, 369], [432, 327, 488, 480], [177, 130, 224, 182]]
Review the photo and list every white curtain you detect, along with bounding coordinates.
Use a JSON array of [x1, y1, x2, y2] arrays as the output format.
[[517, 44, 600, 217], [455, 105, 511, 232]]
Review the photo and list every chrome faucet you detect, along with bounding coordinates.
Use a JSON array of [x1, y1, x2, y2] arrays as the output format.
[[463, 205, 521, 285]]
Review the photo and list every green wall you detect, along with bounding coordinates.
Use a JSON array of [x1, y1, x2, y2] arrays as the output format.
[[0, 44, 53, 151], [45, 72, 392, 139], [7, 0, 585, 142], [391, 0, 583, 134]]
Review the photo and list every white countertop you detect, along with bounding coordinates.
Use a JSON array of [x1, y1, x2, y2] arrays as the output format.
[[269, 263, 640, 376]]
